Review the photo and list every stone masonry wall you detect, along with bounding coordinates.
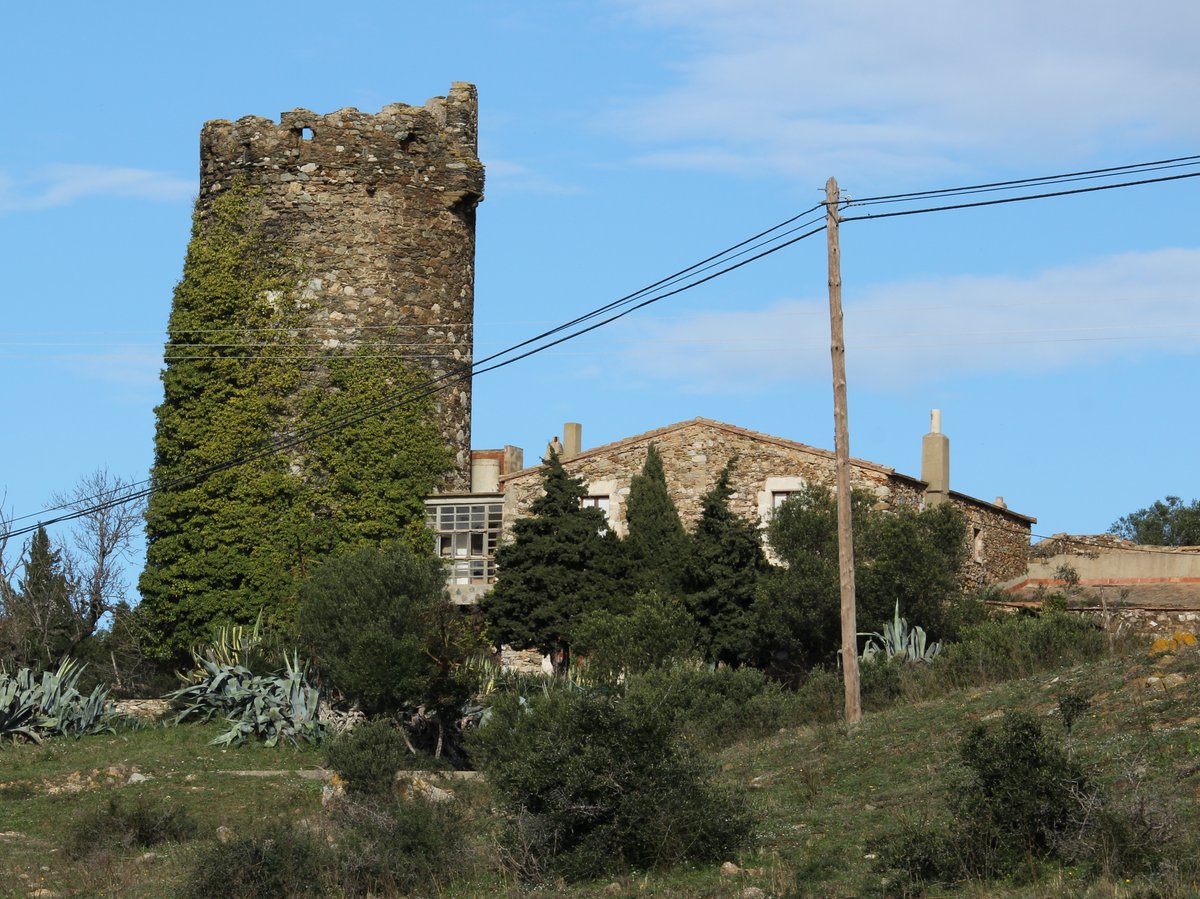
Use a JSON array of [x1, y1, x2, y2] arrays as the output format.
[[500, 420, 1031, 587], [951, 497, 1032, 588], [502, 421, 901, 535], [198, 83, 484, 489]]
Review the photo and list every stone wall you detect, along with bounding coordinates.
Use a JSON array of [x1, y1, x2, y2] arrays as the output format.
[[1016, 536, 1200, 586], [198, 83, 484, 489], [499, 419, 1031, 586], [951, 495, 1033, 587]]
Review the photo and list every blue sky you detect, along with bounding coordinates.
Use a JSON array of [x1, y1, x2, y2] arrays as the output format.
[[1, 1, 1198, 596]]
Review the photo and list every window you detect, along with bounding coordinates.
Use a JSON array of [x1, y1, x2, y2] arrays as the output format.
[[972, 527, 985, 562], [424, 498, 504, 586], [581, 495, 610, 514], [772, 491, 799, 510]]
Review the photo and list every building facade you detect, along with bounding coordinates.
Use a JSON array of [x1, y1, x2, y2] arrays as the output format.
[[426, 416, 1035, 601]]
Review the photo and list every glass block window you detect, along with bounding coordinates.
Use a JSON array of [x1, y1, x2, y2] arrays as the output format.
[[424, 499, 504, 586]]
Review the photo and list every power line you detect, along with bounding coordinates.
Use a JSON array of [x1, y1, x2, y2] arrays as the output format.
[[1, 213, 829, 537], [847, 153, 1200, 206], [841, 171, 1200, 223], [7, 151, 1199, 538]]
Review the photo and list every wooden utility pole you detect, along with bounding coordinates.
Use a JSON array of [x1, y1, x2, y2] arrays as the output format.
[[825, 176, 861, 726]]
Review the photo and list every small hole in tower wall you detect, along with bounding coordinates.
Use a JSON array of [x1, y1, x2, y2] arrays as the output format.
[[292, 126, 315, 142]]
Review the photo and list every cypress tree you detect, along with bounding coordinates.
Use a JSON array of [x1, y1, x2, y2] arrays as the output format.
[[14, 526, 74, 667], [482, 450, 622, 672], [682, 459, 768, 667], [623, 444, 688, 595]]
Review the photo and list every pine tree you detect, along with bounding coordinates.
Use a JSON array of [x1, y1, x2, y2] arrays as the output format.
[[623, 444, 688, 595], [482, 450, 623, 671], [682, 459, 768, 667]]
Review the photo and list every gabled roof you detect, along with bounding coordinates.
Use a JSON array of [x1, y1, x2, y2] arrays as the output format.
[[498, 416, 1035, 524], [499, 417, 897, 480]]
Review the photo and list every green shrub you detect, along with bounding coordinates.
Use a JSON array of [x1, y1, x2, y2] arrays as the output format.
[[469, 686, 754, 881], [572, 592, 699, 683], [922, 611, 1106, 693], [299, 544, 443, 716], [183, 820, 329, 899], [875, 710, 1171, 888], [325, 719, 410, 795], [624, 664, 801, 746], [327, 795, 463, 895], [955, 711, 1088, 860], [67, 795, 197, 858]]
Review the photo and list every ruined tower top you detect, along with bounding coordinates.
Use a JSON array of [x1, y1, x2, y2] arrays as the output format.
[[196, 83, 484, 490], [199, 82, 482, 210]]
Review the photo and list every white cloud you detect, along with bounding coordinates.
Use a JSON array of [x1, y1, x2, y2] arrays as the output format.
[[0, 165, 193, 213], [608, 0, 1200, 180], [622, 248, 1200, 392], [482, 157, 584, 195]]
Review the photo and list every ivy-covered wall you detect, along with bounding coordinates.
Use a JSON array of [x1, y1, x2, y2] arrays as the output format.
[[138, 180, 451, 661]]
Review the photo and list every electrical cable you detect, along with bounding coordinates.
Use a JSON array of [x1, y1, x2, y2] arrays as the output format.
[[0, 215, 829, 537]]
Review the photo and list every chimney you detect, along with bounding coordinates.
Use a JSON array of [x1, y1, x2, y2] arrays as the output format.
[[470, 457, 500, 493], [563, 422, 582, 458], [921, 409, 950, 506]]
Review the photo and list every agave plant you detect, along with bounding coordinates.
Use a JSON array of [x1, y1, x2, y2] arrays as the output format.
[[860, 601, 942, 664], [0, 659, 117, 743], [179, 611, 269, 685], [169, 652, 325, 747]]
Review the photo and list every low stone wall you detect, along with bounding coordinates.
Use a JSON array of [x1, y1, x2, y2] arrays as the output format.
[[1019, 536, 1200, 585]]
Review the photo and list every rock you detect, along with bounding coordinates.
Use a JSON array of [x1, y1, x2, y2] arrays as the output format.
[[1145, 673, 1185, 691], [720, 861, 742, 877], [137, 852, 156, 864], [395, 774, 454, 803], [740, 889, 766, 899], [321, 782, 345, 808], [28, 889, 58, 898], [126, 772, 150, 785], [216, 826, 234, 844], [602, 883, 623, 895]]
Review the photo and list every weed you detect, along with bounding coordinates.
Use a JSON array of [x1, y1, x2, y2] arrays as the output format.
[[66, 794, 197, 858], [183, 820, 328, 899], [327, 794, 463, 895]]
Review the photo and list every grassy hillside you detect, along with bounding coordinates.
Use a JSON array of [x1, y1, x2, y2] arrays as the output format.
[[3, 635, 1199, 897]]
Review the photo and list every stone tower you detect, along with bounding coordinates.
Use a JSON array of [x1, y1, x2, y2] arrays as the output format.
[[197, 83, 484, 490]]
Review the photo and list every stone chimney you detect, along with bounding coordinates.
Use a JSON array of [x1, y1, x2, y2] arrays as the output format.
[[921, 409, 950, 506], [563, 422, 582, 458]]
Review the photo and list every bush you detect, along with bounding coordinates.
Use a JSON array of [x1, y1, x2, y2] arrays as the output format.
[[955, 711, 1088, 860], [327, 795, 463, 896], [67, 795, 197, 858], [875, 710, 1171, 888], [469, 686, 754, 881], [926, 611, 1106, 691], [624, 664, 802, 746], [325, 719, 410, 795], [183, 820, 329, 899], [572, 592, 699, 683], [299, 544, 443, 716]]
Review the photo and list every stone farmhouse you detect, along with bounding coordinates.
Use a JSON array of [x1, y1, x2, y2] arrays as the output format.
[[425, 414, 1035, 605]]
